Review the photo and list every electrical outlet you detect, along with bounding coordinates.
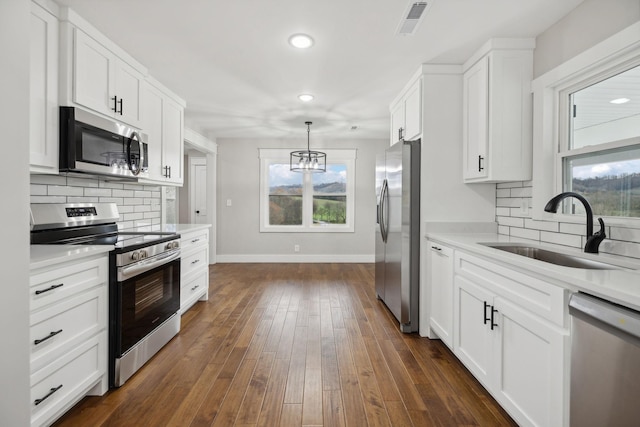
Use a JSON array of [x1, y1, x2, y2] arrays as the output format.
[[294, 244, 300, 252], [226, 199, 232, 207]]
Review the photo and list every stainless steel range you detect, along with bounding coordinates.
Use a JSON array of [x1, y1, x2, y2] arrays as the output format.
[[30, 203, 181, 388]]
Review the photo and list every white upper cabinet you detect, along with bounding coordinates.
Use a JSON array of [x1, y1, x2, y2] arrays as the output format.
[[30, 1, 59, 174], [141, 78, 185, 186], [71, 29, 144, 128], [389, 77, 422, 145], [462, 39, 534, 183], [58, 8, 147, 128]]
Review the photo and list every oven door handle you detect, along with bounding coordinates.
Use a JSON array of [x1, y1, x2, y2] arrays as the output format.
[[117, 250, 181, 282]]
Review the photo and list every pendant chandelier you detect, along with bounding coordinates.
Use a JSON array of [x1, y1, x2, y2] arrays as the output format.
[[290, 121, 326, 173]]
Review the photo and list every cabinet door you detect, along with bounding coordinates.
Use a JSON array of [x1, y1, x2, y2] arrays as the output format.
[[114, 60, 143, 127], [30, 3, 58, 174], [453, 274, 493, 386], [141, 83, 164, 181], [403, 79, 421, 141], [162, 97, 184, 185], [390, 101, 404, 145], [73, 29, 114, 117], [463, 55, 489, 180], [492, 297, 566, 427], [428, 242, 454, 349]]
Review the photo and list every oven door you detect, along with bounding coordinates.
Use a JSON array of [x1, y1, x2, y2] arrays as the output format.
[[112, 252, 180, 356]]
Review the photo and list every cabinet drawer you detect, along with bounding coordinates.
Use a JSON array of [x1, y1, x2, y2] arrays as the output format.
[[181, 247, 208, 277], [30, 257, 107, 312], [455, 252, 568, 327], [181, 269, 208, 307], [30, 286, 106, 373], [30, 335, 105, 427], [180, 229, 209, 253]]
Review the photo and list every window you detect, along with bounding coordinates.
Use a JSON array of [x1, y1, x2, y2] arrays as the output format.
[[559, 65, 640, 218], [259, 149, 356, 232]]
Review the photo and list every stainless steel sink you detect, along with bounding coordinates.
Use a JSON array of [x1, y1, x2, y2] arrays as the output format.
[[480, 243, 620, 270]]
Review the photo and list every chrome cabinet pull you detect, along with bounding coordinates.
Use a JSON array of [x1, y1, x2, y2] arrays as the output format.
[[34, 329, 63, 345], [191, 259, 200, 265], [191, 284, 200, 291], [111, 96, 118, 112], [35, 283, 63, 295], [478, 155, 485, 172], [34, 384, 62, 406], [191, 238, 200, 243], [431, 246, 441, 251]]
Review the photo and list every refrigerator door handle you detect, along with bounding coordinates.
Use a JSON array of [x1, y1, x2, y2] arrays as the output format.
[[380, 179, 389, 243]]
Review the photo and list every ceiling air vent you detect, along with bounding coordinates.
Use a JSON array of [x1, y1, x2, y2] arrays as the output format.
[[396, 2, 432, 35]]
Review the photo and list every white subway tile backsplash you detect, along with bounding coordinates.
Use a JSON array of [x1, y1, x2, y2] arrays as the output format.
[[510, 227, 540, 241], [497, 182, 523, 189], [510, 187, 532, 198], [48, 185, 84, 196], [112, 189, 135, 198], [30, 174, 67, 185], [84, 187, 112, 197], [497, 216, 525, 227], [524, 219, 558, 232], [30, 184, 47, 196], [496, 207, 511, 216], [493, 179, 640, 260], [540, 230, 582, 248], [559, 222, 586, 236], [30, 195, 66, 204], [496, 188, 511, 198], [30, 174, 162, 230]]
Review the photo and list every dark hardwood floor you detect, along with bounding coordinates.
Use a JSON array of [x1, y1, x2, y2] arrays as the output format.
[[54, 263, 516, 426]]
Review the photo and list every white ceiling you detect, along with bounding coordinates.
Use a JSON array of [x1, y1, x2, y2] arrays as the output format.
[[55, 0, 584, 140]]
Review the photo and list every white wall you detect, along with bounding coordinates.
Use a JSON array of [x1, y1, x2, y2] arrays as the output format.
[[216, 137, 387, 262], [1, 0, 31, 424], [533, 0, 640, 77]]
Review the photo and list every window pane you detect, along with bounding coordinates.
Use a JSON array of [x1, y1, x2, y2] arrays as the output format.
[[570, 65, 640, 149], [563, 145, 640, 217], [268, 164, 302, 225], [312, 164, 347, 225]]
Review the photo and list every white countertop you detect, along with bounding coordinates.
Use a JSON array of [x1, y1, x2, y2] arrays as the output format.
[[30, 245, 113, 270], [30, 224, 211, 269], [427, 232, 640, 312]]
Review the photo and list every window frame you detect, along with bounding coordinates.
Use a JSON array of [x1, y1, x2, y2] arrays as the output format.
[[259, 148, 356, 233], [531, 22, 640, 227]]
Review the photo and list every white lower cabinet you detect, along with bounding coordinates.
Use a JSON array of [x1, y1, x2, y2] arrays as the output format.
[[180, 228, 210, 313], [427, 241, 454, 349], [29, 253, 108, 427], [453, 251, 569, 427]]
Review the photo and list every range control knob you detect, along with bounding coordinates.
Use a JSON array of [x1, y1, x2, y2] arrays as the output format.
[[140, 250, 148, 259], [166, 241, 179, 250], [131, 251, 139, 261], [173, 241, 180, 249]]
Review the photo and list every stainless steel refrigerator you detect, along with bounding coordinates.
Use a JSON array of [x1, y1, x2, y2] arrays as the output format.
[[375, 139, 420, 333]]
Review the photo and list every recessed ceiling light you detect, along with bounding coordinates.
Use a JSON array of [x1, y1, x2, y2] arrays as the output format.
[[289, 34, 314, 49], [610, 97, 630, 104], [298, 94, 314, 102]]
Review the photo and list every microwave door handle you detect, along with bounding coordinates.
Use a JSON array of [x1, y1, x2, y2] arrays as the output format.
[[127, 131, 143, 176]]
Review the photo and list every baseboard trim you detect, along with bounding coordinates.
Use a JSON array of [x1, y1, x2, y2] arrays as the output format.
[[216, 254, 374, 263]]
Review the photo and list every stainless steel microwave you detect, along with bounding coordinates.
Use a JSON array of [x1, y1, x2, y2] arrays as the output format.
[[59, 107, 149, 180]]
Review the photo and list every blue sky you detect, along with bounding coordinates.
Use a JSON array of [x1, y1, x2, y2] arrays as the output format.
[[572, 158, 640, 179], [269, 164, 346, 187]]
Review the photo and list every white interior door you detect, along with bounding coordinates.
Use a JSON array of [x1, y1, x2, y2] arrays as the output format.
[[190, 157, 208, 224]]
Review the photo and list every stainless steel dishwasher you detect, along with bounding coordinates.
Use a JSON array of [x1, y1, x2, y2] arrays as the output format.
[[569, 292, 640, 427]]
